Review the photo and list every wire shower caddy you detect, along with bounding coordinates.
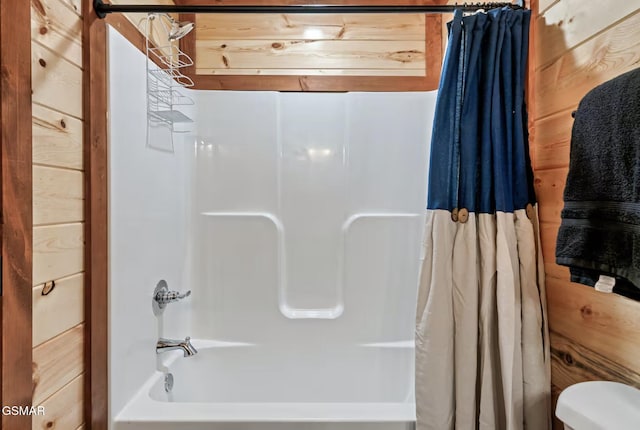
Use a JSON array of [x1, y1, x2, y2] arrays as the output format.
[[140, 14, 194, 149]]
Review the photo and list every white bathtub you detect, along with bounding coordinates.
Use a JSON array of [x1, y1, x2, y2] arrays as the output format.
[[113, 342, 416, 430]]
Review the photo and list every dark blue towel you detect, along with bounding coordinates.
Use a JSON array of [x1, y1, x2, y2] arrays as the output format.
[[556, 67, 640, 300]]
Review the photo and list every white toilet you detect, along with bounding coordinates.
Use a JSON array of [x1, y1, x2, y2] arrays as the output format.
[[556, 381, 640, 429]]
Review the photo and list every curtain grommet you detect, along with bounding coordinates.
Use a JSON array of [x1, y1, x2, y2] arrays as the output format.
[[451, 207, 459, 222], [525, 203, 534, 219], [458, 208, 469, 223]]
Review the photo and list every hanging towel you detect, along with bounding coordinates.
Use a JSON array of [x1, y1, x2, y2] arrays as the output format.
[[556, 67, 640, 301]]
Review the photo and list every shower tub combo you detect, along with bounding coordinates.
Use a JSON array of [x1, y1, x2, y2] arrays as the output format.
[[108, 26, 437, 430], [116, 344, 416, 429]]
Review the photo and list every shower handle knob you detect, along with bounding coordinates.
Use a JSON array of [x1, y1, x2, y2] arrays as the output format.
[[155, 289, 191, 307]]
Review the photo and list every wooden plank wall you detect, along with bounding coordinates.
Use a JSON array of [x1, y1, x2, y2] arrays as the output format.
[[529, 0, 640, 427], [1, 0, 34, 428], [30, 1, 177, 428], [31, 0, 86, 429], [180, 1, 443, 91], [196, 13, 427, 76]]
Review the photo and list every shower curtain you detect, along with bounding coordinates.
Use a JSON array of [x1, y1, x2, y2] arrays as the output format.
[[415, 8, 550, 430]]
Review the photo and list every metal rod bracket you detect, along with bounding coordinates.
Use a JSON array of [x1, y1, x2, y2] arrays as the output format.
[[94, 0, 107, 19]]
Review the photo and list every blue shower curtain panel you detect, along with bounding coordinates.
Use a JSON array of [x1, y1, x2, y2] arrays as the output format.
[[428, 7, 534, 213], [416, 8, 550, 430]]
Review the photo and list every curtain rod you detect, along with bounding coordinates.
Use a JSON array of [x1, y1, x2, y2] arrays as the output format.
[[94, 0, 525, 19]]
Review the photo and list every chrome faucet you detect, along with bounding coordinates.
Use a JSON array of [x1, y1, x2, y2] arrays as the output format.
[[156, 336, 198, 357], [154, 289, 191, 307], [152, 280, 191, 316]]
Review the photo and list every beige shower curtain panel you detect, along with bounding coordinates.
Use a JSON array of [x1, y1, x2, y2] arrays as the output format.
[[416, 207, 550, 430]]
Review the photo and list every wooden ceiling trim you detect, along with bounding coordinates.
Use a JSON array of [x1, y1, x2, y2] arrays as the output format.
[[178, 3, 443, 91]]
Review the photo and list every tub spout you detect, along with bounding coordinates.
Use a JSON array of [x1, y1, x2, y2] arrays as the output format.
[[156, 336, 198, 357]]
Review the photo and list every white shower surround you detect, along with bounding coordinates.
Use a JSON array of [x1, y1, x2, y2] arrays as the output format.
[[108, 26, 437, 430]]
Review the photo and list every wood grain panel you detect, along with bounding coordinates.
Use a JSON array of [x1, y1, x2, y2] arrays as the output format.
[[33, 103, 84, 170], [33, 223, 84, 286], [193, 74, 439, 91], [188, 13, 442, 91], [534, 1, 639, 70], [31, 0, 83, 67], [198, 13, 426, 40], [539, 222, 572, 281], [537, 0, 559, 15], [179, 13, 196, 77], [105, 13, 176, 71], [188, 2, 442, 89], [200, 68, 426, 76], [546, 277, 640, 372], [534, 10, 640, 119], [123, 12, 177, 56], [539, 221, 559, 268], [83, 0, 109, 427], [529, 0, 640, 420], [33, 273, 84, 347], [441, 12, 451, 56], [533, 167, 567, 223], [544, 261, 570, 283], [531, 109, 573, 170], [31, 0, 85, 424], [32, 41, 83, 119], [60, 0, 81, 15], [1, 0, 34, 427], [32, 374, 84, 430], [111, 0, 179, 55], [531, 0, 640, 418], [33, 324, 84, 404], [196, 39, 426, 71], [550, 330, 640, 391], [538, 218, 570, 286], [33, 165, 84, 225]]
